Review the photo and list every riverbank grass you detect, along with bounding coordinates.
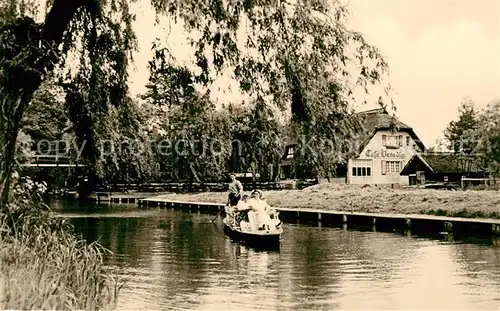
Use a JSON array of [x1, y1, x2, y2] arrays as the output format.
[[154, 183, 500, 220], [0, 179, 120, 310]]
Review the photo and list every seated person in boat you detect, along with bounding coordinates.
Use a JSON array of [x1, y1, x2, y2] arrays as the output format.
[[246, 190, 276, 231], [225, 194, 250, 227]]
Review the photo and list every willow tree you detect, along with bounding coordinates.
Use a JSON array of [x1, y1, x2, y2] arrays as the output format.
[[146, 0, 390, 181], [0, 0, 132, 207], [165, 94, 233, 183], [0, 0, 388, 209], [223, 100, 285, 182]]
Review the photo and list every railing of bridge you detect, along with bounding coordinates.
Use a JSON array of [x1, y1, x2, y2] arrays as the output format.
[[21, 155, 80, 168]]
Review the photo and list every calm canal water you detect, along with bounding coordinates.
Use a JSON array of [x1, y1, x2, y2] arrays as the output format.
[[57, 204, 500, 310]]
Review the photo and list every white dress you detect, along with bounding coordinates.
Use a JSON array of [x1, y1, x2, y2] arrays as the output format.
[[247, 199, 273, 230]]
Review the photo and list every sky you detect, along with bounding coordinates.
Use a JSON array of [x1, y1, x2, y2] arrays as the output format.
[[345, 0, 500, 147], [127, 0, 500, 148]]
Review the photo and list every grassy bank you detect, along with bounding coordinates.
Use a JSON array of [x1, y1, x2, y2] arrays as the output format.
[[0, 179, 120, 310], [154, 183, 500, 220]]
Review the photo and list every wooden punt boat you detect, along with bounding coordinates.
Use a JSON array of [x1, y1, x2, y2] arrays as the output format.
[[222, 218, 283, 250]]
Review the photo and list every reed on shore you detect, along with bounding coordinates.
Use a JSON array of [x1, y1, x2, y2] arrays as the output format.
[[0, 178, 121, 310], [154, 183, 500, 220]]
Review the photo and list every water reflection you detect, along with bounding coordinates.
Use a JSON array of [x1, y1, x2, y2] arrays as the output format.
[[64, 208, 500, 311]]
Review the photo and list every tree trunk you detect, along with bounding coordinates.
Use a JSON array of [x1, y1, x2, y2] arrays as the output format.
[[0, 91, 33, 207], [274, 162, 281, 182], [189, 162, 202, 183]]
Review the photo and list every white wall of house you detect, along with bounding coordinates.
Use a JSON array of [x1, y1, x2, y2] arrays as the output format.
[[347, 130, 421, 185]]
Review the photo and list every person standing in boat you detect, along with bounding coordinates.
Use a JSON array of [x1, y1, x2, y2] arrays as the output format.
[[227, 173, 244, 207]]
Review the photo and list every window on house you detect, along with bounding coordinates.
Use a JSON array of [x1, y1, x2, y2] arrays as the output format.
[[352, 159, 373, 177], [382, 134, 404, 148], [406, 136, 410, 146], [384, 135, 401, 148], [382, 160, 404, 175], [286, 147, 294, 159]]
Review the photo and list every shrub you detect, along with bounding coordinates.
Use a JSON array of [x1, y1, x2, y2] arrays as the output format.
[[0, 177, 121, 310]]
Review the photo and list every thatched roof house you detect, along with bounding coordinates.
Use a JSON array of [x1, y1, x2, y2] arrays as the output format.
[[280, 107, 426, 181]]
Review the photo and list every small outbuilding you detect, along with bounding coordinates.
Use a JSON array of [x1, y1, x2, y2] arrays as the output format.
[[400, 152, 490, 185]]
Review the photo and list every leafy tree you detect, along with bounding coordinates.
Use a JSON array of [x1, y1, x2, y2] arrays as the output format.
[[225, 102, 251, 174], [91, 97, 159, 189], [162, 93, 232, 183], [0, 0, 135, 205], [21, 79, 71, 145], [444, 98, 479, 154], [143, 60, 232, 182], [142, 45, 197, 108], [225, 99, 285, 183], [1, 0, 388, 208], [19, 77, 156, 192], [17, 79, 74, 192], [469, 99, 500, 176], [291, 88, 365, 181]]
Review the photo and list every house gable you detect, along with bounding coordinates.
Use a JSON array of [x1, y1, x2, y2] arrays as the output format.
[[358, 129, 421, 162], [355, 108, 425, 156]]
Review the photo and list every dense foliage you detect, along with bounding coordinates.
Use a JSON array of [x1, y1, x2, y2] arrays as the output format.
[[1, 0, 390, 204], [90, 97, 158, 188], [163, 94, 233, 183], [225, 100, 285, 181], [443, 97, 500, 177], [470, 99, 500, 176], [21, 79, 70, 144], [144, 0, 389, 181], [17, 80, 74, 191], [143, 58, 287, 182], [444, 98, 479, 154]]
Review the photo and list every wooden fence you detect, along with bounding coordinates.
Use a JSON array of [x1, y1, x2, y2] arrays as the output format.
[[461, 177, 499, 189]]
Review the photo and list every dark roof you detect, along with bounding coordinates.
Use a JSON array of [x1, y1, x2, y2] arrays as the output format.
[[401, 152, 489, 175], [283, 133, 298, 146], [284, 108, 426, 153], [281, 122, 298, 145]]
